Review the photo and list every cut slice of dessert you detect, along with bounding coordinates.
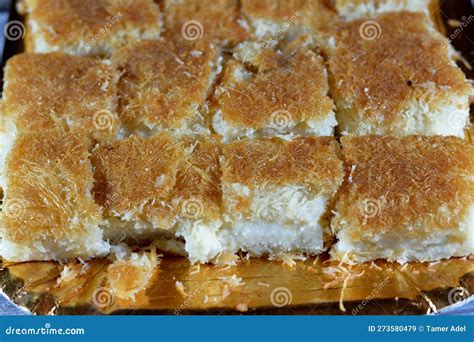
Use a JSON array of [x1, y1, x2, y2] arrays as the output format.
[[213, 39, 336, 142], [219, 136, 344, 257], [327, 11, 472, 137], [91, 133, 223, 264], [0, 129, 109, 261], [332, 135, 474, 263]]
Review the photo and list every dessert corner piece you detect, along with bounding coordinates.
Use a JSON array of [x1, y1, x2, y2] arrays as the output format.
[[113, 39, 220, 137], [213, 41, 336, 142], [163, 0, 248, 46], [2, 52, 120, 144], [91, 134, 223, 264], [18, 0, 162, 56], [328, 11, 472, 137], [0, 130, 109, 262], [219, 136, 344, 257], [334, 0, 431, 19], [331, 135, 474, 263]]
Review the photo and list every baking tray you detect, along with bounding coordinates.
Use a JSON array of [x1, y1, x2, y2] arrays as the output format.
[[0, 0, 473, 315]]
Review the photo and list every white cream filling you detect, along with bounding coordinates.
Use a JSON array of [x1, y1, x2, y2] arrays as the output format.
[[220, 184, 330, 256], [219, 221, 324, 256], [338, 94, 470, 137], [213, 109, 337, 143], [332, 205, 474, 263]]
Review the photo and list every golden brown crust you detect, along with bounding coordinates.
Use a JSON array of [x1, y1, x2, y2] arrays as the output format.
[[20, 0, 161, 53], [174, 135, 223, 221], [336, 136, 474, 233], [241, 0, 337, 36], [91, 133, 185, 216], [242, 0, 311, 22], [92, 134, 222, 222], [222, 136, 343, 192], [112, 39, 217, 133], [3, 52, 119, 143], [2, 130, 100, 245], [217, 46, 334, 129], [163, 0, 248, 46], [328, 12, 471, 125]]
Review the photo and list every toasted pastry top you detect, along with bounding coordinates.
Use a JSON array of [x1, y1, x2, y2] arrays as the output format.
[[2, 130, 100, 244], [241, 0, 336, 36], [19, 0, 161, 50], [242, 0, 312, 22], [337, 135, 474, 233], [222, 136, 343, 192], [164, 0, 248, 45], [113, 39, 217, 132], [174, 136, 222, 221], [4, 52, 119, 142], [91, 133, 185, 216], [92, 134, 222, 222], [217, 47, 334, 129], [329, 11, 471, 121]]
